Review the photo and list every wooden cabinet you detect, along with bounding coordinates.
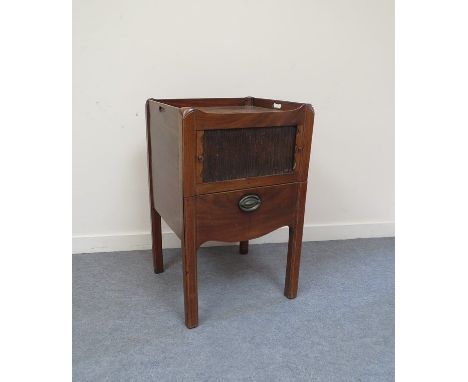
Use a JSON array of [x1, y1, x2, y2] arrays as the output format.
[[146, 97, 315, 328]]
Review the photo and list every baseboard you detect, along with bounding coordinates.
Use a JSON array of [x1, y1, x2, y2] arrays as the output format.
[[73, 222, 394, 254]]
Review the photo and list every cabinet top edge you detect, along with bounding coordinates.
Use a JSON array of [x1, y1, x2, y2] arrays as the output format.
[[147, 97, 314, 114]]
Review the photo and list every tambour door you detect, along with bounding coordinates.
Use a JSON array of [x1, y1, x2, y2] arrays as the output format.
[[183, 104, 312, 195], [200, 125, 297, 182]]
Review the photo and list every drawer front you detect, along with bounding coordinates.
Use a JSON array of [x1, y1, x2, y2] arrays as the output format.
[[201, 126, 297, 182], [195, 183, 299, 246]]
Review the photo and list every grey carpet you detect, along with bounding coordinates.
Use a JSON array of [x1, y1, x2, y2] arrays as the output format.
[[73, 238, 394, 382]]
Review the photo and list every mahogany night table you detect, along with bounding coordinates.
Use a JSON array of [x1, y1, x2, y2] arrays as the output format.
[[145, 97, 315, 328]]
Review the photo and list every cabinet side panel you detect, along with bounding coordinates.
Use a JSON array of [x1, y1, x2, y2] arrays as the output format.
[[148, 101, 183, 239]]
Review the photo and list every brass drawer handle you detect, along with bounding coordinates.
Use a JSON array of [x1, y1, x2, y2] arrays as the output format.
[[238, 194, 261, 212]]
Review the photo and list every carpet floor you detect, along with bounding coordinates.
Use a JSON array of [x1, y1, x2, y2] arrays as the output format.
[[73, 238, 394, 381]]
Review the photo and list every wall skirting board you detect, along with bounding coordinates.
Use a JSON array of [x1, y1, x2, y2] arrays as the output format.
[[72, 222, 394, 254]]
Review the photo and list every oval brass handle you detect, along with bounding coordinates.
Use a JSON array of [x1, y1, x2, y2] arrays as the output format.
[[238, 194, 261, 212]]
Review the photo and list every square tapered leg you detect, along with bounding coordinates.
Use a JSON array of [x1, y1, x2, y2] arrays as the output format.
[[151, 208, 164, 274], [239, 240, 249, 254], [284, 182, 307, 298], [284, 226, 304, 298], [182, 198, 198, 329]]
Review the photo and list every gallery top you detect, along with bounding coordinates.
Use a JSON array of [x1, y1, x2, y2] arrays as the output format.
[[150, 97, 313, 116]]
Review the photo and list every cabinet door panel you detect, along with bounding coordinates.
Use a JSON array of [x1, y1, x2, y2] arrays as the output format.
[[202, 126, 297, 183]]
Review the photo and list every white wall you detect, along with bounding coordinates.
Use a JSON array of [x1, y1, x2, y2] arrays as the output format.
[[73, 0, 394, 253]]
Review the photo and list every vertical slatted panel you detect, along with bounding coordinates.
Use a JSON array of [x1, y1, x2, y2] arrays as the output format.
[[202, 126, 297, 182]]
